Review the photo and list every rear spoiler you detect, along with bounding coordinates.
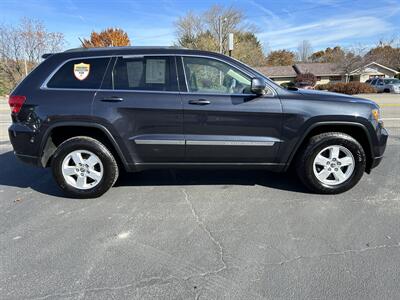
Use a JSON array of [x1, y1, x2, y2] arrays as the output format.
[[42, 53, 53, 59]]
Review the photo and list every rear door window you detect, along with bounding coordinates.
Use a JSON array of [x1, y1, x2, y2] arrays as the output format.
[[104, 56, 178, 91], [46, 57, 111, 89]]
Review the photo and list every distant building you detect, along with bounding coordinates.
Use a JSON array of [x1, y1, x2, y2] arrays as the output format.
[[257, 62, 399, 85]]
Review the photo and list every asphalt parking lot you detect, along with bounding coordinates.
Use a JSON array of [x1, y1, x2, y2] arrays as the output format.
[[0, 95, 400, 299]]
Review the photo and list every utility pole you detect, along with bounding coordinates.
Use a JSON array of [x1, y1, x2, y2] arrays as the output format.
[[228, 33, 234, 57], [218, 16, 222, 54], [24, 59, 28, 76]]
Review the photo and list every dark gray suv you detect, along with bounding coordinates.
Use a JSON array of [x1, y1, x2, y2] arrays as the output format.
[[8, 47, 388, 198]]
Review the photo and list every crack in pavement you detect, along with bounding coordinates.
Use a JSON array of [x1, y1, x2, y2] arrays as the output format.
[[29, 276, 177, 300], [182, 189, 228, 278], [257, 242, 400, 267]]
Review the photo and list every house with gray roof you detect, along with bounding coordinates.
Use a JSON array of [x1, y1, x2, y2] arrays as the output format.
[[257, 62, 399, 85]]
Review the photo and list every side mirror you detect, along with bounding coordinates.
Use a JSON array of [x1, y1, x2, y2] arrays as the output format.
[[251, 77, 267, 95]]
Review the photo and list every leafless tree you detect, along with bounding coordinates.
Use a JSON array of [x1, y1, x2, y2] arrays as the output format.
[[364, 38, 400, 70], [174, 5, 266, 66], [296, 40, 312, 62], [175, 11, 204, 49], [335, 46, 366, 82], [0, 18, 64, 92], [175, 5, 252, 53], [203, 5, 249, 54]]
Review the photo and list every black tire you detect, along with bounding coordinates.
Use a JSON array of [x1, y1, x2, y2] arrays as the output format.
[[51, 136, 119, 198], [384, 89, 390, 93], [296, 132, 366, 194]]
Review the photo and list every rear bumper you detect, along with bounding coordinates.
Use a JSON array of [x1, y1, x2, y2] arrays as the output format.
[[9, 123, 42, 167], [14, 153, 42, 166]]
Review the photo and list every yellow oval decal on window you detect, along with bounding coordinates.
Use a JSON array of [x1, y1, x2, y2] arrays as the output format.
[[74, 63, 90, 80]]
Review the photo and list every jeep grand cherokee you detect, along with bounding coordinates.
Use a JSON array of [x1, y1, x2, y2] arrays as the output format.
[[8, 47, 388, 198]]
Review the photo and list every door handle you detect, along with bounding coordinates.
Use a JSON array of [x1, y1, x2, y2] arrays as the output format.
[[101, 96, 124, 102], [188, 99, 211, 105]]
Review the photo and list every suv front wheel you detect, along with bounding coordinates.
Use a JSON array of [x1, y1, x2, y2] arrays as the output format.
[[51, 136, 119, 198], [296, 132, 366, 194]]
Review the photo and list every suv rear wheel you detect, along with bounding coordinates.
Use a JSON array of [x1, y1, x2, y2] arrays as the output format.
[[52, 136, 119, 198], [296, 132, 366, 194]]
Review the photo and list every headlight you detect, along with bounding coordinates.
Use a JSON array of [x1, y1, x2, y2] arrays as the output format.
[[372, 108, 384, 127], [372, 108, 380, 122]]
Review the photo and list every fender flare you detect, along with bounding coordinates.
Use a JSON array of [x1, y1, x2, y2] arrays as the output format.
[[39, 121, 130, 169], [284, 121, 374, 171]]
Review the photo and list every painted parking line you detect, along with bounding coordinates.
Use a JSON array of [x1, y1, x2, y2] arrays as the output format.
[[380, 104, 400, 107]]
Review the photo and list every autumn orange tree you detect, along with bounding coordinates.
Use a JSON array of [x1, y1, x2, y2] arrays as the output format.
[[266, 50, 295, 66], [82, 28, 131, 48], [364, 43, 400, 70]]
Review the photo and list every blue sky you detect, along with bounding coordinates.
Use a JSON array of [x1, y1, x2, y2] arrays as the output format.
[[1, 0, 399, 52]]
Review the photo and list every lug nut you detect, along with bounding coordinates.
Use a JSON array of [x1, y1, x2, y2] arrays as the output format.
[[328, 168, 331, 171], [335, 168, 338, 171]]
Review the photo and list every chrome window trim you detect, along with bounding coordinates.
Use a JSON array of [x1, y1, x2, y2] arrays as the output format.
[[179, 55, 276, 97], [181, 56, 190, 93], [38, 88, 255, 96], [40, 54, 178, 92], [40, 55, 114, 90], [39, 87, 182, 94], [40, 53, 275, 97], [112, 55, 179, 92], [98, 89, 181, 94]]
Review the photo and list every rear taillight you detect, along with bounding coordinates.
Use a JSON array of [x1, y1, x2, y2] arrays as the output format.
[[8, 95, 26, 114]]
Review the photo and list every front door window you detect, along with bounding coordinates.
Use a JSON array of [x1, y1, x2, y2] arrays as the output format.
[[182, 56, 252, 94]]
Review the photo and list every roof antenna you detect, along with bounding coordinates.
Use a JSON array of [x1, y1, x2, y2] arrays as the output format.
[[79, 37, 87, 48]]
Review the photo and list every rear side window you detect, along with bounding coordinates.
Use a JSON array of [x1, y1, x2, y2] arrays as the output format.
[[103, 56, 178, 91], [46, 58, 111, 89]]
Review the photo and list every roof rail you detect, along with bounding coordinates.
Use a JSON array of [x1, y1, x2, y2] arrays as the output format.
[[64, 46, 187, 52], [42, 53, 53, 59]]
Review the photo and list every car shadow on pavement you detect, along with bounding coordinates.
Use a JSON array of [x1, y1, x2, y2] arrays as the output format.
[[116, 167, 308, 193], [0, 150, 308, 196], [115, 169, 308, 193], [0, 150, 65, 197]]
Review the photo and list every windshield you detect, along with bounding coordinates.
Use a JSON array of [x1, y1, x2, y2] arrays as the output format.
[[384, 79, 400, 84]]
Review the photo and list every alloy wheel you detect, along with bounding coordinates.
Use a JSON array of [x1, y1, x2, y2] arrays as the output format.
[[61, 150, 104, 190], [313, 145, 355, 186]]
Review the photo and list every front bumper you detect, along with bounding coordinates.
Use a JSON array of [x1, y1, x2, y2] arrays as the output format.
[[370, 126, 388, 170]]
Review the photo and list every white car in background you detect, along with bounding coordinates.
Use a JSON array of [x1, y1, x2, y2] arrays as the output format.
[[369, 78, 400, 94]]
